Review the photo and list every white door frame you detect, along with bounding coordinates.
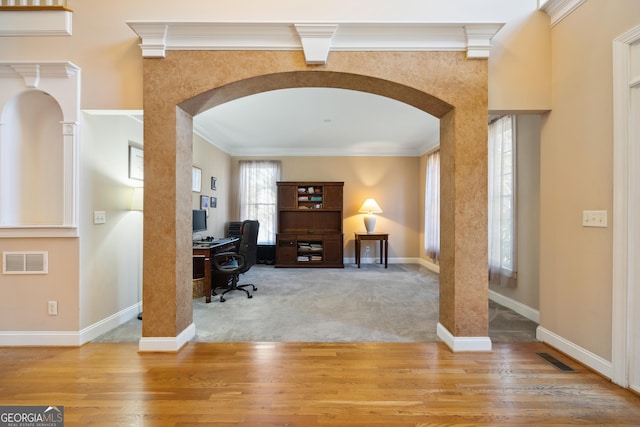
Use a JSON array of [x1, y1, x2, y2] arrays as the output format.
[[612, 24, 640, 392]]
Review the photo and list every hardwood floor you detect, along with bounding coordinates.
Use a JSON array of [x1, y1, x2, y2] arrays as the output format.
[[1, 342, 639, 426]]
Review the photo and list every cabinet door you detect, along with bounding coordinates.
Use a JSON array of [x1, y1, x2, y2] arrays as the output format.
[[277, 184, 297, 209], [276, 234, 297, 265], [323, 184, 343, 209], [322, 234, 344, 265]]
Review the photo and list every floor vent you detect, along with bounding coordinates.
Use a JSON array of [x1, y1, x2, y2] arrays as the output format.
[[536, 352, 576, 372], [2, 251, 48, 274]]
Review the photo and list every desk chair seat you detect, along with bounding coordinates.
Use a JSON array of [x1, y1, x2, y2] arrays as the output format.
[[211, 220, 259, 302]]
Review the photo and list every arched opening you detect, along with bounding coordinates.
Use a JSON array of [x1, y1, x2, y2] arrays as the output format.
[[140, 51, 489, 352]]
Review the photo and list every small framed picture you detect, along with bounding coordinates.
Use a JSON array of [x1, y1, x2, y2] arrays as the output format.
[[200, 195, 209, 209], [128, 145, 144, 181], [192, 167, 202, 192], [211, 177, 217, 190], [210, 196, 217, 208]]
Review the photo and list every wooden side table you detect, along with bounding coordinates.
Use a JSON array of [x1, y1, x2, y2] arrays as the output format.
[[354, 232, 388, 268]]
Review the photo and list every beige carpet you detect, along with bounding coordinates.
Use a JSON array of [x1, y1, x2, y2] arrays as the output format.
[[94, 263, 538, 343]]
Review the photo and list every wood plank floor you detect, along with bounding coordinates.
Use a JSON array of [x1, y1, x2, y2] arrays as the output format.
[[1, 342, 639, 426]]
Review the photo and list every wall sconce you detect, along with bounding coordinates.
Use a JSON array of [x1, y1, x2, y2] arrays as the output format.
[[129, 187, 144, 211], [358, 198, 383, 234]]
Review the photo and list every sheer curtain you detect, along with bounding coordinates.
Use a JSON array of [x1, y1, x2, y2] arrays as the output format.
[[424, 149, 440, 262], [239, 160, 281, 245], [488, 116, 517, 287]]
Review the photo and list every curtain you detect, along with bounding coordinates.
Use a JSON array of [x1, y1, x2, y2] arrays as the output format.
[[239, 160, 281, 245], [424, 149, 440, 262], [488, 116, 517, 287]]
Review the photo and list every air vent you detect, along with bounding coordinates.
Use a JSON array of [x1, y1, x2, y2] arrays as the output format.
[[2, 251, 48, 274]]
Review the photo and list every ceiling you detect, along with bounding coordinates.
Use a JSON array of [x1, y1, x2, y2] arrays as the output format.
[[193, 87, 440, 157]]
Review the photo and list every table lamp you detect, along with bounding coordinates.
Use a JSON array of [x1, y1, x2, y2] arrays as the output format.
[[358, 198, 383, 234]]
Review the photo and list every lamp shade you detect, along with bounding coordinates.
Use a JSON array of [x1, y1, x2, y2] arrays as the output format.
[[358, 198, 383, 214]]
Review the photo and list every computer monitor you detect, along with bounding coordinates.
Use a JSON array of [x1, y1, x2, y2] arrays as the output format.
[[192, 209, 207, 233]]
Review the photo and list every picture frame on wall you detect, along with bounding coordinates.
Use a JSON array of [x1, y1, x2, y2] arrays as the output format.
[[192, 167, 202, 192], [211, 177, 217, 190], [128, 144, 144, 181], [200, 195, 209, 209], [210, 196, 217, 208]]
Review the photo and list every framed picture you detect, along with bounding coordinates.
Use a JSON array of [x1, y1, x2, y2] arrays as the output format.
[[192, 167, 202, 192], [210, 196, 217, 208], [211, 177, 217, 190], [200, 195, 209, 209], [128, 145, 144, 181]]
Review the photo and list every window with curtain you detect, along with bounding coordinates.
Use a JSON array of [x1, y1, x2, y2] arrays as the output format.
[[488, 115, 517, 287], [424, 149, 440, 262], [239, 160, 281, 245]]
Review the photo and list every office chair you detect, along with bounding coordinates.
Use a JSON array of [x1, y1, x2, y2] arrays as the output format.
[[211, 219, 259, 302]]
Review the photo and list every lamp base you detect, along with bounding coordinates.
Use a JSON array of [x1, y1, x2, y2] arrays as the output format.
[[363, 215, 377, 234]]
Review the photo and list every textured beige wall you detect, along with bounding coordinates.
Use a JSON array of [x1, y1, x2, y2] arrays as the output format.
[[193, 134, 232, 241], [143, 50, 488, 338], [230, 156, 421, 260], [540, 0, 640, 360]]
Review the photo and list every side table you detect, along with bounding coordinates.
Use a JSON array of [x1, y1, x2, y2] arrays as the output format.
[[354, 232, 388, 268]]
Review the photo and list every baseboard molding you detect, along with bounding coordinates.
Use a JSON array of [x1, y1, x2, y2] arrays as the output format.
[[0, 302, 142, 347], [343, 256, 417, 266], [138, 322, 195, 352], [536, 326, 613, 379], [437, 322, 492, 352], [488, 290, 540, 323], [417, 258, 440, 273], [79, 302, 142, 344]]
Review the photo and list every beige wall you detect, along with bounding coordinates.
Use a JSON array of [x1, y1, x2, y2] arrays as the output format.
[[230, 156, 421, 260], [540, 0, 640, 360], [193, 134, 232, 241]]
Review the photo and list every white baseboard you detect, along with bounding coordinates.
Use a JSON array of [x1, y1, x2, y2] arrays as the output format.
[[0, 302, 142, 346], [138, 322, 195, 352], [417, 257, 440, 273], [437, 322, 492, 352], [488, 290, 540, 323], [536, 326, 613, 379], [79, 302, 142, 344]]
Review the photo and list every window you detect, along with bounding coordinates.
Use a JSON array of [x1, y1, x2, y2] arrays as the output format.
[[424, 149, 440, 262], [488, 115, 517, 287], [239, 160, 281, 245]]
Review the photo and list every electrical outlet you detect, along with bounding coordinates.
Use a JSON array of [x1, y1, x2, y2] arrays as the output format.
[[94, 211, 106, 224], [48, 301, 58, 315], [582, 210, 607, 228]]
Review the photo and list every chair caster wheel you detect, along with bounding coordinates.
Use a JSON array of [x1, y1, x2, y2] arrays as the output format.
[[248, 295, 253, 299], [220, 297, 226, 302]]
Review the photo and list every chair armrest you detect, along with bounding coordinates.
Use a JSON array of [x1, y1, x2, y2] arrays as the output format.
[[212, 252, 246, 272]]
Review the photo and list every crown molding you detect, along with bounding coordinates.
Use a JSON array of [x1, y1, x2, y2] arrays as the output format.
[[540, 0, 586, 27], [0, 61, 80, 88], [127, 21, 504, 62], [0, 9, 71, 36]]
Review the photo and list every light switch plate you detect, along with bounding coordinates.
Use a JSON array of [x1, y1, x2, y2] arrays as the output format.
[[582, 210, 607, 228], [94, 210, 106, 224]]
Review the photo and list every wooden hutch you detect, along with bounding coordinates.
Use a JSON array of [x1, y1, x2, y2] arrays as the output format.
[[275, 181, 344, 268]]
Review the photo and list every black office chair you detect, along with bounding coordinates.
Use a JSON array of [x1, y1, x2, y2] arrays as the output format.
[[211, 219, 259, 302]]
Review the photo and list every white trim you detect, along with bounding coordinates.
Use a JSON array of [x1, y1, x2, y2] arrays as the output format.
[[138, 323, 196, 352], [612, 24, 640, 390], [79, 302, 142, 343], [127, 21, 504, 60], [436, 322, 492, 352], [0, 9, 72, 36], [536, 326, 613, 379], [0, 302, 141, 346], [488, 290, 539, 323], [540, 0, 586, 27]]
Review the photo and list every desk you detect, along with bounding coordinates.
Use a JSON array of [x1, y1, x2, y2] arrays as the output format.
[[354, 233, 388, 268], [193, 238, 239, 303]]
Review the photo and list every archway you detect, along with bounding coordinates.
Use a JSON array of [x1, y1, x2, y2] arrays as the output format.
[[140, 50, 489, 352]]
